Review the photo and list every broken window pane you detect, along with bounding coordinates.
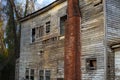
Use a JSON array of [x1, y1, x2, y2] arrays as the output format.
[[86, 58, 97, 70]]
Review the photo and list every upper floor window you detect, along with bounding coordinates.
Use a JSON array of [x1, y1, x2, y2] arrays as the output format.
[[46, 21, 50, 33], [31, 26, 44, 42], [45, 70, 50, 80], [39, 26, 44, 37], [32, 28, 35, 42], [60, 15, 67, 35]]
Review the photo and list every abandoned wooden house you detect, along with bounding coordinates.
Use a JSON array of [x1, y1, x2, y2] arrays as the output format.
[[17, 0, 120, 80]]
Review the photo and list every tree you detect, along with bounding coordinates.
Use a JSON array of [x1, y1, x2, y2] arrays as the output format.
[[1, 0, 36, 80], [0, 4, 8, 79]]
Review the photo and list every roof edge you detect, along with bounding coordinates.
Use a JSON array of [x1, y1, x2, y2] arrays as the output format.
[[19, 0, 66, 22]]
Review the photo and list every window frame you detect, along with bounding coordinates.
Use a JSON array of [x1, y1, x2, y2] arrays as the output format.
[[60, 15, 67, 36], [39, 26, 44, 37], [86, 58, 97, 71], [39, 69, 51, 80], [25, 68, 35, 80], [46, 21, 51, 34]]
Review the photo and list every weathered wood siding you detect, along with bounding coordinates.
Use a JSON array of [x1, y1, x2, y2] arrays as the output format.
[[105, 0, 120, 80], [19, 0, 110, 80], [19, 1, 67, 80], [114, 48, 120, 80], [106, 0, 120, 45], [80, 0, 106, 80]]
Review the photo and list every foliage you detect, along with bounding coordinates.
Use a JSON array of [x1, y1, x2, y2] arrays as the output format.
[[0, 0, 36, 80]]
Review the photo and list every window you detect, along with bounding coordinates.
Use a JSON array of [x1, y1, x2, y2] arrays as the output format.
[[25, 68, 34, 80], [32, 28, 35, 42], [46, 21, 50, 33], [39, 70, 44, 80], [30, 69, 34, 80], [39, 26, 44, 37], [25, 68, 29, 80], [86, 58, 97, 70], [60, 15, 67, 35], [45, 70, 50, 80], [35, 26, 44, 39], [39, 70, 51, 80]]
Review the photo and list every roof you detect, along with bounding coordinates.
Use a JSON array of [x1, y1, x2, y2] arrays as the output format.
[[19, 0, 66, 22]]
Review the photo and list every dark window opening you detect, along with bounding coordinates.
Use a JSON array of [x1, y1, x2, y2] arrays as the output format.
[[86, 58, 97, 70], [39, 76, 44, 80], [30, 76, 34, 80], [60, 15, 67, 35], [46, 21, 50, 33], [32, 28, 35, 42], [26, 76, 29, 80]]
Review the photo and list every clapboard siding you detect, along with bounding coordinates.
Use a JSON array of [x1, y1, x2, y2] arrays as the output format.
[[106, 0, 120, 45], [80, 0, 105, 80]]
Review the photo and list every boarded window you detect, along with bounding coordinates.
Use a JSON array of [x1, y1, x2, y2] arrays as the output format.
[[46, 21, 50, 33], [32, 28, 35, 42], [86, 58, 97, 70], [60, 15, 67, 35]]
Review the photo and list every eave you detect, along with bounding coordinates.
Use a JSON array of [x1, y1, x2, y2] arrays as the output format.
[[19, 0, 66, 22]]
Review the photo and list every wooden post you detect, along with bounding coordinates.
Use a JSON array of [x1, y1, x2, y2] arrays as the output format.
[[64, 0, 81, 80]]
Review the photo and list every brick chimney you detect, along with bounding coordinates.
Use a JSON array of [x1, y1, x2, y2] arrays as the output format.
[[64, 0, 81, 80]]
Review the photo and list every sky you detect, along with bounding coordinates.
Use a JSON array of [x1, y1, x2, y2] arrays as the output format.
[[16, 0, 56, 10], [37, 0, 55, 4], [36, 0, 56, 9]]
